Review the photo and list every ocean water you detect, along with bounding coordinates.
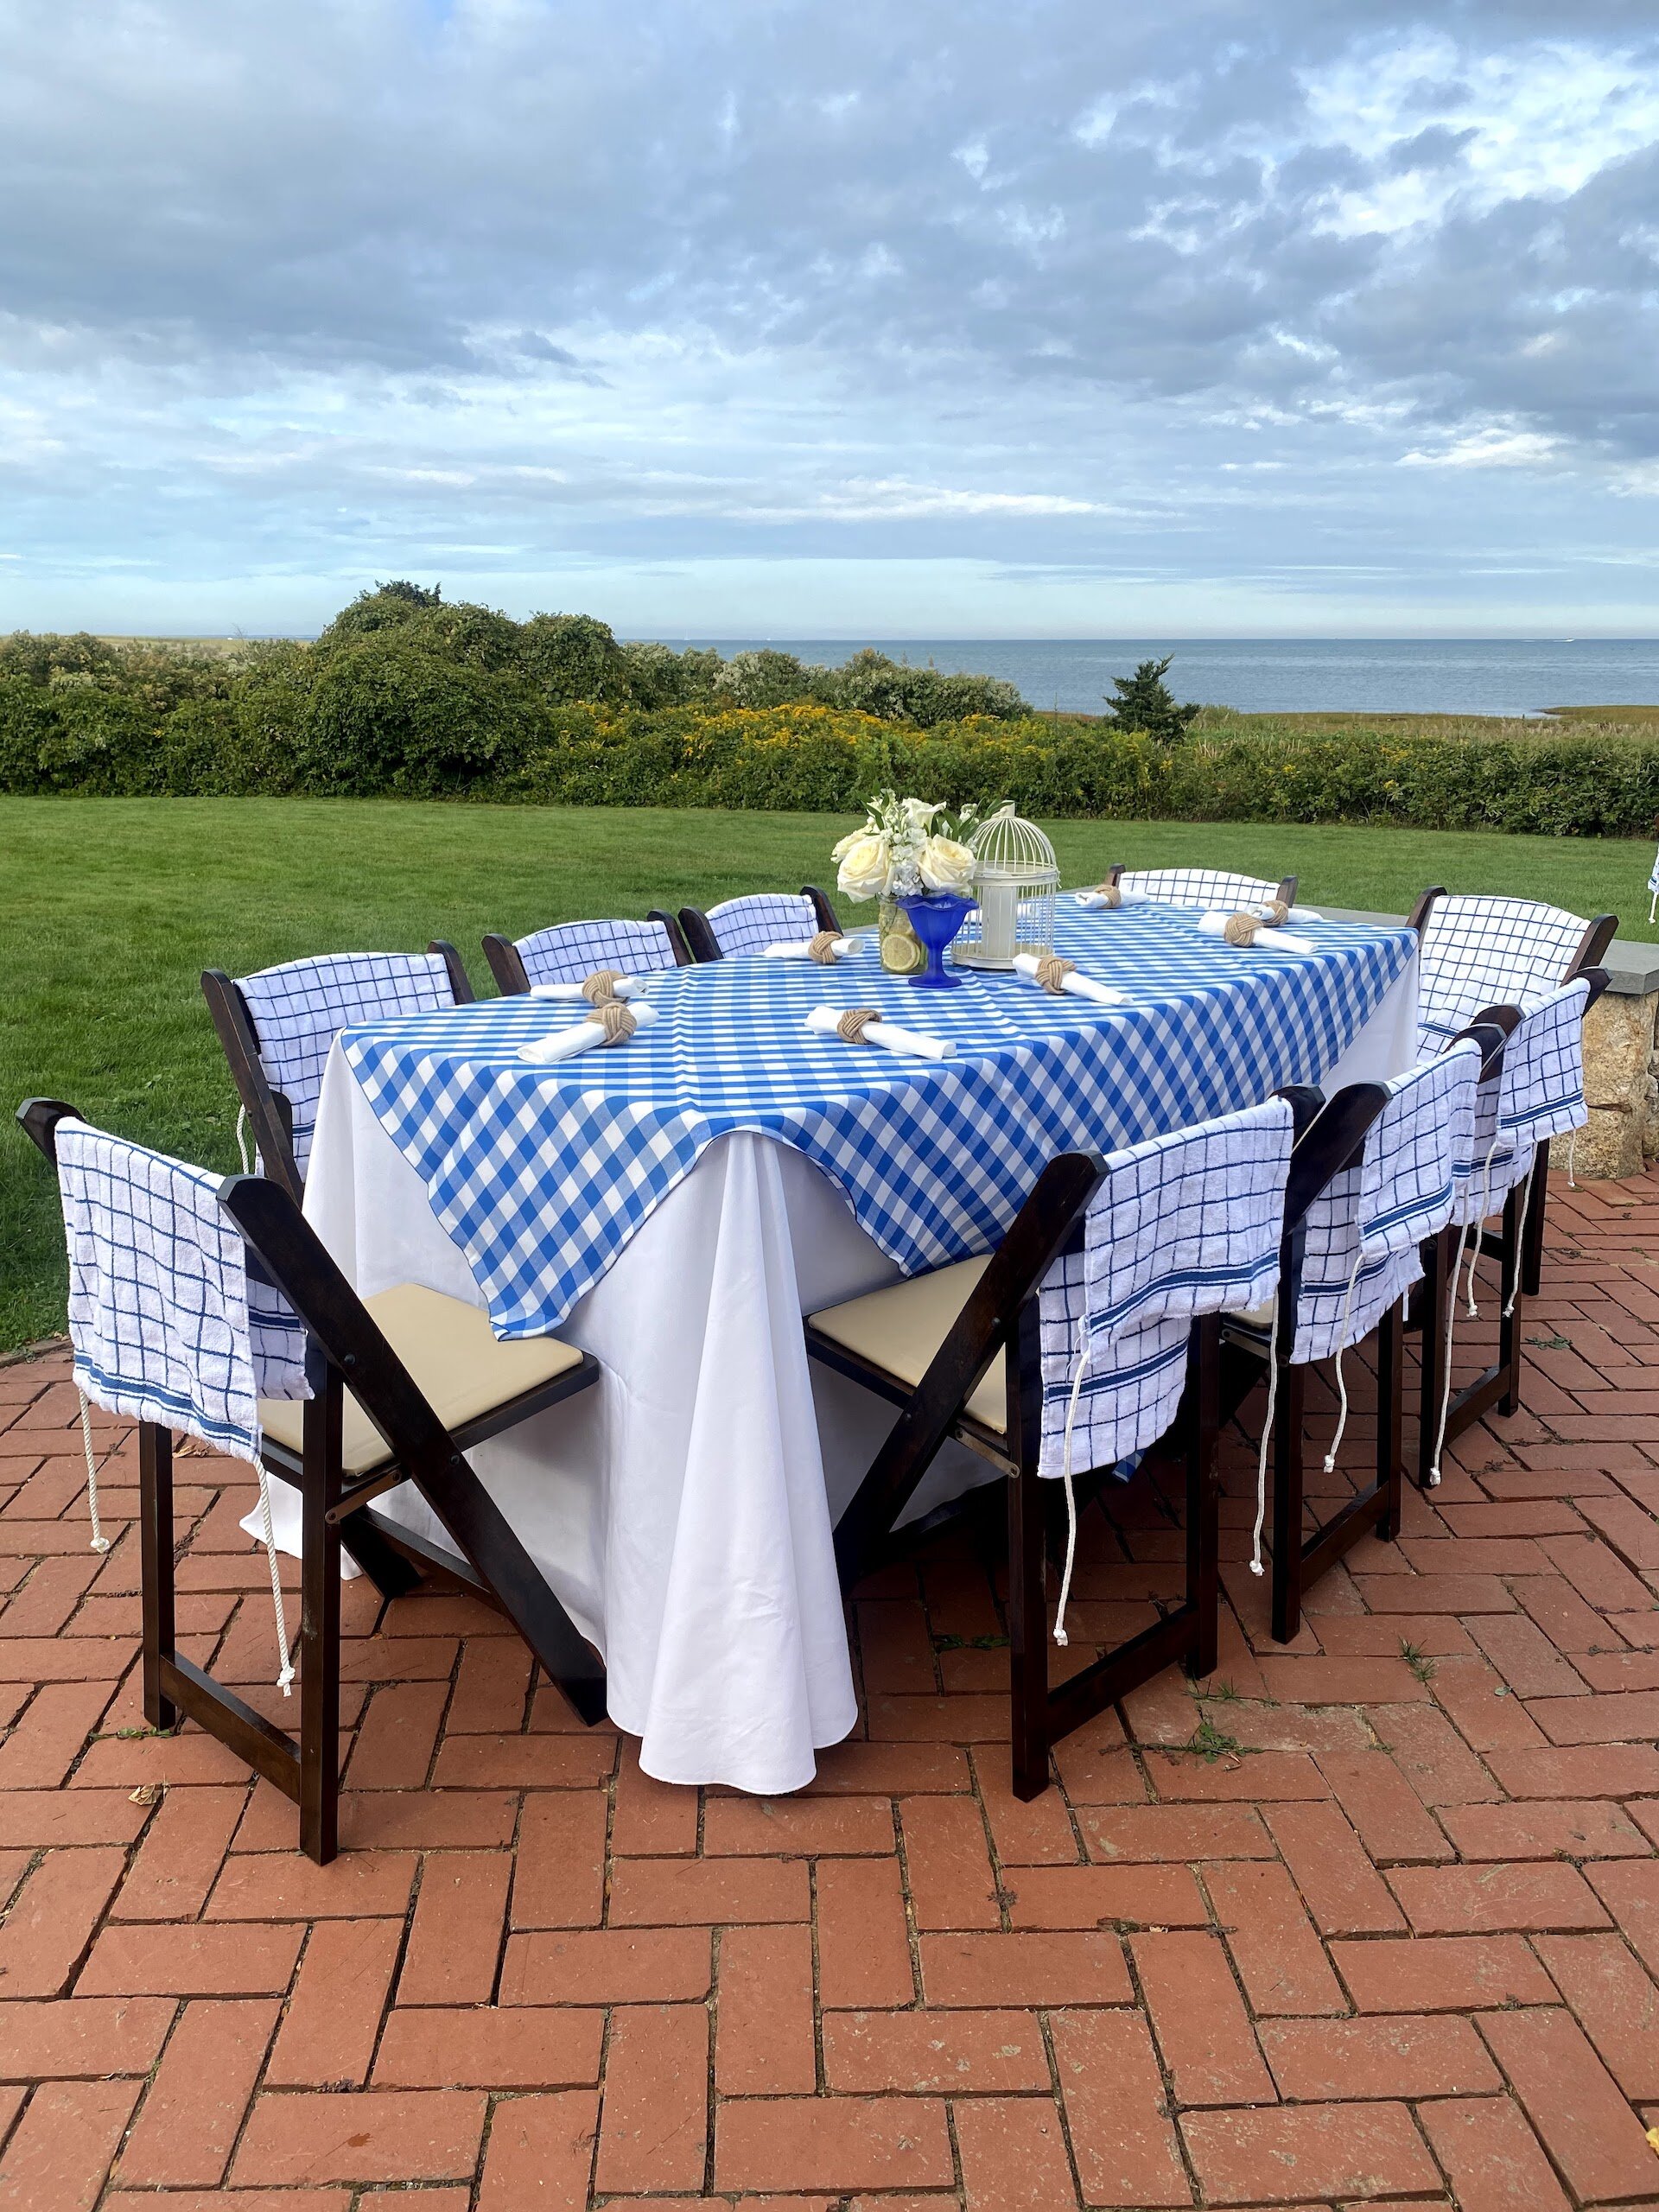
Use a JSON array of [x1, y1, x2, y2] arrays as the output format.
[[658, 638, 1659, 719]]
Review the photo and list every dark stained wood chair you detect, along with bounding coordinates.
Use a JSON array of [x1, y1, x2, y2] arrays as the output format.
[[19, 1097, 606, 1866], [677, 887, 842, 963], [1221, 1036, 1499, 1643], [1412, 970, 1610, 1487], [202, 945, 474, 1203], [803, 1108, 1294, 1798], [481, 912, 690, 996]]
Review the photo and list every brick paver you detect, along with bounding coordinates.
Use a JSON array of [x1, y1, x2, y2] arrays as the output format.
[[5, 1166, 1659, 2203]]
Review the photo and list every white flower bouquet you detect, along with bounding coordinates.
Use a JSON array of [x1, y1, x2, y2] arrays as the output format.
[[830, 791, 978, 904]]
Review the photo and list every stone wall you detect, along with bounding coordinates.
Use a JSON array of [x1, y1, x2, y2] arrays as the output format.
[[1561, 987, 1659, 1181]]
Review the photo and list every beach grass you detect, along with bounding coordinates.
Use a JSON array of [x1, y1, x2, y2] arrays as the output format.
[[3, 796, 1650, 1351]]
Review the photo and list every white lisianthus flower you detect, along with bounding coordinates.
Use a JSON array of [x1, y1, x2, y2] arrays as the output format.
[[836, 831, 893, 901], [918, 835, 976, 893]]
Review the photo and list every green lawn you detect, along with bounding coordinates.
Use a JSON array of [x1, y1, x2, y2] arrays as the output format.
[[3, 797, 1652, 1352]]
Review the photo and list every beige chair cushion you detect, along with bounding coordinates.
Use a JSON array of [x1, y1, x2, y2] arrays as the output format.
[[258, 1282, 585, 1473], [808, 1257, 1007, 1434], [1232, 1298, 1274, 1330]]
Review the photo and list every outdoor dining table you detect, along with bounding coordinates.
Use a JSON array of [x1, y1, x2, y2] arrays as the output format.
[[279, 899, 1420, 1793]]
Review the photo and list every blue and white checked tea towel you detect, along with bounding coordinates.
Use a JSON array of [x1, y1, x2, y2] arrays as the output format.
[[239, 950, 457, 1178], [54, 1120, 308, 1687]]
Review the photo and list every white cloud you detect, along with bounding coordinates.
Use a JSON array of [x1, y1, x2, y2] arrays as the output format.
[[1302, 35, 1659, 235], [1399, 428, 1565, 469]]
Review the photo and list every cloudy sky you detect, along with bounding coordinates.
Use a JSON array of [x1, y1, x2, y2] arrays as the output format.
[[3, 0, 1657, 637]]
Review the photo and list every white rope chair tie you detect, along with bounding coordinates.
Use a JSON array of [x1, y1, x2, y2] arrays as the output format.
[[1463, 1133, 1503, 1319], [235, 1103, 251, 1175], [76, 1391, 111, 1554], [1322, 1249, 1366, 1474], [1052, 1312, 1091, 1647], [1428, 1216, 1473, 1486], [255, 1461, 296, 1696], [1503, 1154, 1540, 1318], [1249, 1294, 1281, 1576]]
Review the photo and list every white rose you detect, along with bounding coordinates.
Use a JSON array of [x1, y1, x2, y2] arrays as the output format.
[[830, 822, 877, 862], [836, 830, 893, 902], [918, 835, 975, 893]]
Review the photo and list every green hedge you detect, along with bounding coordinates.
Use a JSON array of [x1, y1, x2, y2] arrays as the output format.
[[7, 681, 1659, 836], [5, 603, 1659, 836]]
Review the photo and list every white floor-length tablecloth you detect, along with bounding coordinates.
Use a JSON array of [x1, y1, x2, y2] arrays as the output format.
[[260, 942, 1419, 1794]]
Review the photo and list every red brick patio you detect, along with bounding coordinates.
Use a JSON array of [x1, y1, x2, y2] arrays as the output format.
[[5, 1167, 1659, 2208]]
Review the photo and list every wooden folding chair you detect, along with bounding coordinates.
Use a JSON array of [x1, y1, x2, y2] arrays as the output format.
[[481, 912, 690, 996], [805, 1103, 1294, 1799], [677, 886, 842, 963], [203, 945, 474, 1202], [1412, 970, 1609, 1486], [1222, 1035, 1493, 1642], [1414, 893, 1616, 1055], [20, 1098, 606, 1866]]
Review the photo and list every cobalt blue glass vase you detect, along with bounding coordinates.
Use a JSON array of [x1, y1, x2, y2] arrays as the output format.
[[898, 890, 974, 988]]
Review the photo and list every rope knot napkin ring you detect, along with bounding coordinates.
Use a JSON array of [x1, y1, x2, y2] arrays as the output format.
[[804, 1003, 954, 1059], [1203, 908, 1315, 953], [1090, 881, 1122, 907], [807, 931, 844, 965], [581, 967, 628, 1004], [584, 999, 639, 1045], [1034, 955, 1077, 994]]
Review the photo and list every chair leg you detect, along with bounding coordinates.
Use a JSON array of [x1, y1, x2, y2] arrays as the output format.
[[1416, 1225, 1451, 1489], [339, 1515, 424, 1602], [137, 1422, 178, 1734], [1521, 1141, 1549, 1299], [1270, 1362, 1306, 1646], [1376, 1300, 1404, 1544], [1185, 1315, 1221, 1680], [1497, 1182, 1525, 1419], [298, 1386, 343, 1866], [1006, 1417, 1051, 1804]]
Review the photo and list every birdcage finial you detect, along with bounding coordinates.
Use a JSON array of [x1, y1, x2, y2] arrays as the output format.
[[957, 805, 1061, 969]]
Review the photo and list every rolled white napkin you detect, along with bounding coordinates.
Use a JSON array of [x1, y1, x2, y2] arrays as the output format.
[[1244, 901, 1322, 923], [520, 1000, 660, 1064], [1198, 912, 1315, 956], [804, 1003, 954, 1062], [763, 938, 857, 959], [1073, 888, 1148, 910], [531, 976, 648, 1001], [1012, 952, 1128, 1007]]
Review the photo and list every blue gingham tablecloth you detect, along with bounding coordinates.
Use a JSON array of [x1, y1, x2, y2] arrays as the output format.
[[337, 901, 1416, 1338]]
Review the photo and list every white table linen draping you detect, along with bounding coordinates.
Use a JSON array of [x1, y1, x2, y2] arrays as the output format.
[[251, 945, 1419, 1793]]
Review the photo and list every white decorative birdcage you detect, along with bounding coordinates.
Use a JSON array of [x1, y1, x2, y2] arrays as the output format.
[[956, 804, 1060, 969]]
